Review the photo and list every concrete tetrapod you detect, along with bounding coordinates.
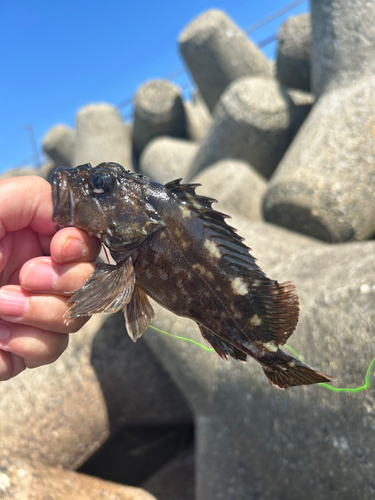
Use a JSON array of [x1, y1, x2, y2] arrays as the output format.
[[179, 9, 272, 113], [74, 103, 133, 171], [264, 0, 375, 242]]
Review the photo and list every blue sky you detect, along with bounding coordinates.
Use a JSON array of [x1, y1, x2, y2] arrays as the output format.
[[0, 0, 308, 175]]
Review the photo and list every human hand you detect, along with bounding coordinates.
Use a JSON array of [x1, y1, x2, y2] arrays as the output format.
[[0, 175, 101, 381]]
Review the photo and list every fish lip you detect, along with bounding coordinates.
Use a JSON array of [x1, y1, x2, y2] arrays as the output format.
[[51, 167, 75, 226]]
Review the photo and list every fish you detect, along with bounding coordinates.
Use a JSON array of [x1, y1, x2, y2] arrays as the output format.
[[51, 162, 335, 390]]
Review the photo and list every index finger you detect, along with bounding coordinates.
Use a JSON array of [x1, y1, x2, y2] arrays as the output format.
[[0, 176, 56, 238]]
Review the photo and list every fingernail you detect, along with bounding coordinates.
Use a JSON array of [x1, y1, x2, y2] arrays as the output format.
[[60, 237, 84, 262], [0, 323, 10, 346], [24, 262, 57, 291], [0, 290, 28, 318]]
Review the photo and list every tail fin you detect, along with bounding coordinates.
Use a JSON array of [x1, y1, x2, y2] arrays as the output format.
[[262, 349, 336, 390]]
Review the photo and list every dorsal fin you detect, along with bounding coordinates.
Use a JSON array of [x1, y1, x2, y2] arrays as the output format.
[[164, 178, 259, 272]]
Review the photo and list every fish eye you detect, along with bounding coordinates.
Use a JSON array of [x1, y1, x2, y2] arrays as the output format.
[[88, 169, 115, 195]]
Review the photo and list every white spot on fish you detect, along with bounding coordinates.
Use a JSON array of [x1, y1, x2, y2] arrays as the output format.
[[231, 277, 248, 296], [179, 204, 191, 218], [192, 263, 214, 280], [288, 361, 295, 367], [250, 314, 262, 326], [204, 239, 221, 259], [263, 342, 278, 353], [252, 280, 261, 288]]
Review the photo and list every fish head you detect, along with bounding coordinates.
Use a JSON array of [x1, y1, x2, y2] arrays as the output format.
[[51, 162, 159, 249]]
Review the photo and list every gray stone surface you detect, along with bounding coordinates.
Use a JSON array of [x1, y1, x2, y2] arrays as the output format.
[[0, 313, 192, 472], [185, 91, 212, 142], [276, 13, 311, 92], [192, 159, 267, 221], [142, 447, 194, 500], [190, 76, 295, 179], [0, 160, 55, 181], [264, 75, 375, 242], [311, 0, 375, 98], [0, 459, 156, 500], [286, 88, 314, 136], [179, 9, 272, 113], [132, 80, 186, 154], [42, 124, 75, 167], [139, 136, 198, 184], [144, 219, 375, 500], [74, 103, 132, 170]]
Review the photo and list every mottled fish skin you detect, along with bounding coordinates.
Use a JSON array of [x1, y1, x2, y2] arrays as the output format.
[[51, 162, 335, 389]]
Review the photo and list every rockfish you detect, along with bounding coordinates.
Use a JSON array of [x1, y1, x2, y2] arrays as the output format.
[[51, 162, 335, 389]]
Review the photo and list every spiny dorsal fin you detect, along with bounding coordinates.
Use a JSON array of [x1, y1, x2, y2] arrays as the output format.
[[164, 178, 253, 261]]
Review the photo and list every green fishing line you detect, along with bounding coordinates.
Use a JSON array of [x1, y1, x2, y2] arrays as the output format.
[[283, 344, 375, 393], [149, 325, 215, 352], [149, 325, 375, 393]]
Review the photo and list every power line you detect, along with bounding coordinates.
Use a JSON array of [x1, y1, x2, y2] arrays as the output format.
[[245, 0, 306, 34], [118, 0, 307, 113]]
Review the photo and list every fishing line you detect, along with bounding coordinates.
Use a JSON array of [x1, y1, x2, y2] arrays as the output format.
[[149, 325, 375, 393], [101, 244, 374, 394]]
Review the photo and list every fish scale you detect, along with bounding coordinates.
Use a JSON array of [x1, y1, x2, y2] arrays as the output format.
[[51, 161, 335, 389]]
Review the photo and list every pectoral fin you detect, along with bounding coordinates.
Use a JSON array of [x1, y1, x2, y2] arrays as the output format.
[[66, 258, 135, 321], [124, 285, 155, 341]]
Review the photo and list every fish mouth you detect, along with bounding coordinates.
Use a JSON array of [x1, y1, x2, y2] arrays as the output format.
[[51, 167, 76, 226]]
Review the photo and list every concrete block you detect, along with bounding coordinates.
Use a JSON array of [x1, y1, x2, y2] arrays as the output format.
[[132, 80, 186, 154], [42, 124, 75, 167], [276, 13, 311, 92], [0, 313, 192, 472], [185, 91, 212, 142], [264, 75, 375, 242], [142, 447, 194, 500], [192, 159, 267, 221], [139, 136, 198, 184], [190, 76, 295, 179], [74, 103, 132, 170], [311, 0, 375, 98], [286, 88, 314, 136], [179, 9, 272, 112], [1, 161, 55, 181], [0, 459, 156, 500]]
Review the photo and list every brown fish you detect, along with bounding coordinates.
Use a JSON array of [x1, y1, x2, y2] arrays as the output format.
[[51, 162, 335, 389]]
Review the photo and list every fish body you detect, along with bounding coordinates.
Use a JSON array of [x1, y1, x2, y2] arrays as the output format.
[[51, 162, 335, 389]]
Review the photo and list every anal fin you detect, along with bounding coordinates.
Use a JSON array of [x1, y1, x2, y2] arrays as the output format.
[[198, 324, 247, 362], [124, 285, 155, 341], [66, 259, 135, 321]]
